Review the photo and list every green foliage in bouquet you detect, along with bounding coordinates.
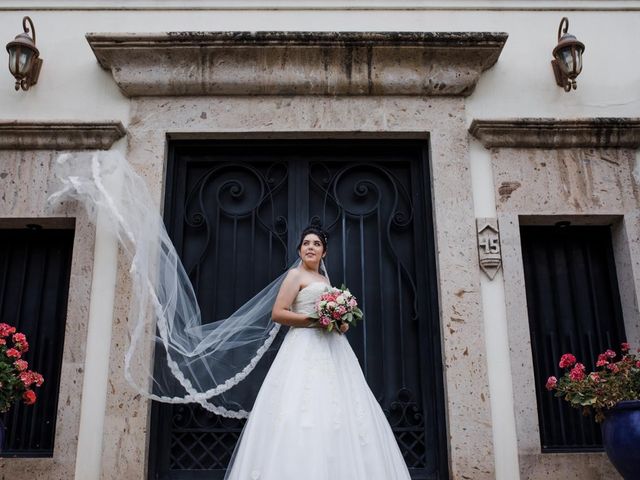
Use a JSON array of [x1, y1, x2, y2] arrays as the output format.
[[310, 284, 363, 332]]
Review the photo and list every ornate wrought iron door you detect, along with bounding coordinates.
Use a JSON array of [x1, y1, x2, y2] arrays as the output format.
[[149, 140, 446, 479]]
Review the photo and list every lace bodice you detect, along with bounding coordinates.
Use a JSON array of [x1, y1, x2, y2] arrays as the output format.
[[291, 281, 330, 316]]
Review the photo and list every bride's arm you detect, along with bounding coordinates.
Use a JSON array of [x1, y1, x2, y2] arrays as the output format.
[[271, 270, 316, 327]]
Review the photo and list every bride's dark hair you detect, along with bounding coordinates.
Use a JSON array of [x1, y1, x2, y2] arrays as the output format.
[[296, 225, 328, 252]]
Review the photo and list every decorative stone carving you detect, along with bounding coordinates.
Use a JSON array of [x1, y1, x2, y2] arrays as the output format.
[[477, 218, 502, 280], [469, 118, 640, 149], [85, 31, 508, 97], [0, 122, 126, 150]]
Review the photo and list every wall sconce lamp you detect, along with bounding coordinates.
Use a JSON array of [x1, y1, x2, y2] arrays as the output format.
[[551, 17, 585, 92], [6, 16, 43, 91]]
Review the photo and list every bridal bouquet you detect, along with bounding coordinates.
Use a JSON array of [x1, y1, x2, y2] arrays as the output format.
[[311, 286, 363, 333], [0, 323, 44, 413]]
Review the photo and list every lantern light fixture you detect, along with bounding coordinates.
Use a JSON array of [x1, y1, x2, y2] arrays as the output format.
[[6, 16, 43, 91], [551, 17, 585, 92]]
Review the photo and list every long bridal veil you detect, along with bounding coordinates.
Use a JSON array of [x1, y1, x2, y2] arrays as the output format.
[[48, 150, 306, 418]]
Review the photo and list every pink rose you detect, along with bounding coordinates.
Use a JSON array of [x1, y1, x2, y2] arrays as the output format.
[[559, 353, 577, 368], [569, 363, 586, 381], [319, 317, 331, 327], [545, 376, 557, 390]]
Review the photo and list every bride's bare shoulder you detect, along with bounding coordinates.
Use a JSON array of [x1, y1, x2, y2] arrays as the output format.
[[282, 268, 303, 288]]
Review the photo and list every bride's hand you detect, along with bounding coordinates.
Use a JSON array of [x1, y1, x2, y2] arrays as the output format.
[[339, 323, 349, 334]]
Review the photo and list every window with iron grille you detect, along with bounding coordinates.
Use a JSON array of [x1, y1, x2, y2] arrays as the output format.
[[520, 225, 627, 452], [0, 227, 74, 457]]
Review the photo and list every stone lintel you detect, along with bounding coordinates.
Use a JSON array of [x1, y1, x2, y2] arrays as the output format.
[[0, 122, 126, 150], [85, 31, 508, 97], [469, 118, 640, 149]]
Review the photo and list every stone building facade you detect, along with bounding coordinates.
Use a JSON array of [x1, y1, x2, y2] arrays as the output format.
[[0, 2, 639, 479]]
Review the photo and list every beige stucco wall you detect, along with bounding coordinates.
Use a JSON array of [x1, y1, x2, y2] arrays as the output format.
[[492, 146, 640, 480], [0, 150, 95, 479]]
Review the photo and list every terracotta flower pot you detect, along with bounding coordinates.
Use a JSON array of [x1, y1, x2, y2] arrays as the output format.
[[601, 400, 640, 480]]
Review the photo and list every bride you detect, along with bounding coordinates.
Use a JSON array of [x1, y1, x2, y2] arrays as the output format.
[[225, 226, 411, 480], [48, 151, 411, 480]]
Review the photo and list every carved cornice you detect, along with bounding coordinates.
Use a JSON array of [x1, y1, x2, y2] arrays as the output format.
[[469, 118, 640, 149], [86, 31, 508, 97], [0, 122, 126, 150]]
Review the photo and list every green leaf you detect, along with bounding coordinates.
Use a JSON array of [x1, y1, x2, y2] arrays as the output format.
[[579, 395, 597, 406]]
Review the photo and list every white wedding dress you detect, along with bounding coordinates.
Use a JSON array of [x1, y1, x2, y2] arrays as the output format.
[[225, 281, 412, 480]]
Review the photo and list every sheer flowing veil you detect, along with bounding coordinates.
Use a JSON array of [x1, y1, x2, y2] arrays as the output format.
[[48, 150, 312, 418]]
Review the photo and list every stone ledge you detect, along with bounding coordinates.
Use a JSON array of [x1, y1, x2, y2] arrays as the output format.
[[86, 31, 508, 97], [0, 122, 126, 150], [469, 118, 640, 149]]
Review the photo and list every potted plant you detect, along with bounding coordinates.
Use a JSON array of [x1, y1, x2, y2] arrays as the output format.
[[0, 322, 44, 450], [546, 343, 640, 479]]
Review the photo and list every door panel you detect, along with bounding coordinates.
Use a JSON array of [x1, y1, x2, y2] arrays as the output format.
[[150, 140, 446, 479]]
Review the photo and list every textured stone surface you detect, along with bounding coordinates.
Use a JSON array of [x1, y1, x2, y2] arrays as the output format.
[[0, 150, 95, 480], [492, 147, 640, 479], [519, 453, 622, 480], [98, 95, 495, 480], [0, 122, 125, 150], [469, 118, 640, 149], [86, 31, 507, 97]]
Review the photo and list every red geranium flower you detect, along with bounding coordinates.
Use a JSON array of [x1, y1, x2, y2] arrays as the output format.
[[545, 376, 557, 390], [12, 333, 26, 344], [14, 359, 28, 371], [0, 323, 16, 337], [22, 390, 36, 405], [559, 353, 577, 368], [5, 348, 21, 359], [0, 324, 44, 414], [33, 372, 44, 387], [569, 363, 586, 381], [596, 354, 609, 367]]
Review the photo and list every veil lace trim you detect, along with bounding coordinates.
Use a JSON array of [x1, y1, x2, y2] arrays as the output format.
[[49, 150, 307, 418]]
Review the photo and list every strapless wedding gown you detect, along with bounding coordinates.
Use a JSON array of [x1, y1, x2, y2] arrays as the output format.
[[224, 282, 412, 480]]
